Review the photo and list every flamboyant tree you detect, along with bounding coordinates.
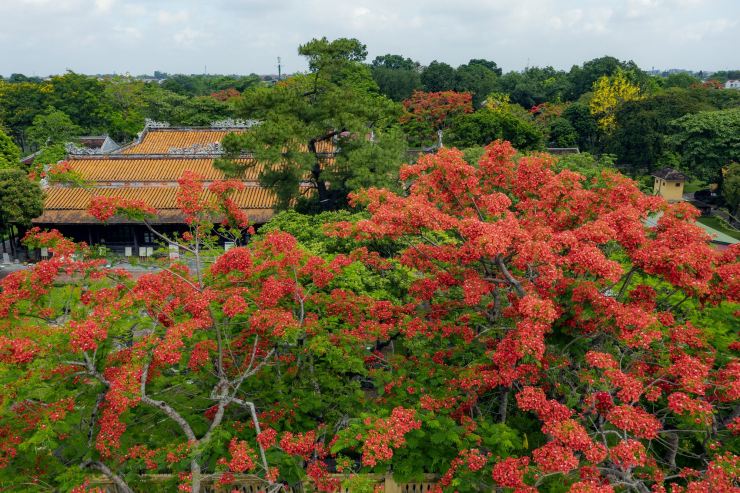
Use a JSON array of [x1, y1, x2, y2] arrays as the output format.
[[1, 142, 740, 493], [399, 90, 474, 147]]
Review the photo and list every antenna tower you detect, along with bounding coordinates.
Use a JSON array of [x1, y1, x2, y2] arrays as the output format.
[[276, 57, 283, 81]]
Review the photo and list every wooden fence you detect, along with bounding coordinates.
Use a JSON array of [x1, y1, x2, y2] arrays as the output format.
[[91, 473, 438, 493]]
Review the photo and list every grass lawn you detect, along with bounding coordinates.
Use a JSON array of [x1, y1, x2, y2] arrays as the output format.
[[684, 178, 708, 194], [696, 216, 740, 241]]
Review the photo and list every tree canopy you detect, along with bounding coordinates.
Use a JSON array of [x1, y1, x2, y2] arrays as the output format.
[[2, 145, 740, 492], [217, 37, 402, 212]]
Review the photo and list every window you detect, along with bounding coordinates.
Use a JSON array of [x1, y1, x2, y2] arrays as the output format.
[[676, 183, 681, 187], [663, 182, 666, 186], [100, 225, 134, 243]]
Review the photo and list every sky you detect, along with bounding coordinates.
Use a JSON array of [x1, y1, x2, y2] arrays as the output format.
[[1, 0, 738, 77]]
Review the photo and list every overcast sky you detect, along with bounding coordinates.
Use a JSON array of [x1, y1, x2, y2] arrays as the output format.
[[1, 0, 738, 77]]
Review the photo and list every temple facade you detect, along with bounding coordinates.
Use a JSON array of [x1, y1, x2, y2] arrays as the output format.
[[32, 122, 316, 253]]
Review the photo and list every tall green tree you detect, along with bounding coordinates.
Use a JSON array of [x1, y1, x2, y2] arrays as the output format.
[[723, 161, 740, 217], [371, 54, 417, 71], [47, 71, 109, 133], [217, 37, 401, 211], [0, 169, 44, 251], [669, 108, 740, 184], [421, 61, 457, 92], [0, 81, 50, 149], [448, 109, 544, 151], [0, 130, 21, 169], [560, 102, 598, 153], [610, 92, 705, 170], [25, 107, 83, 148], [455, 63, 498, 108], [371, 67, 422, 102]]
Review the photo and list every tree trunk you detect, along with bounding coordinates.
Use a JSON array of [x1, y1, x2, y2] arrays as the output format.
[[498, 385, 510, 423], [664, 430, 679, 470]]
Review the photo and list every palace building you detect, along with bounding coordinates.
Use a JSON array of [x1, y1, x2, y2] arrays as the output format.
[[31, 121, 323, 253]]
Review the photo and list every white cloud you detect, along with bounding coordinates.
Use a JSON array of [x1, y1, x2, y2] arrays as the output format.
[[1, 0, 739, 76], [95, 0, 115, 13], [123, 3, 147, 16], [156, 9, 190, 25]]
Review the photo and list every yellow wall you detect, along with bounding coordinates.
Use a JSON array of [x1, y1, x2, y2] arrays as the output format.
[[653, 178, 684, 201]]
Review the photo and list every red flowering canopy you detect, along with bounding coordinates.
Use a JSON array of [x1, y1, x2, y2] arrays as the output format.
[[0, 143, 739, 493]]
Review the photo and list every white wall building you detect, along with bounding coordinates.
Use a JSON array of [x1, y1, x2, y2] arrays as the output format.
[[726, 79, 740, 89]]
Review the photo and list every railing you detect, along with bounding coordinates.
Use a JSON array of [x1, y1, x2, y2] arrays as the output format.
[[90, 473, 438, 493]]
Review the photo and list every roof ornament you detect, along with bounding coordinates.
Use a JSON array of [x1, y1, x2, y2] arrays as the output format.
[[144, 118, 170, 128], [422, 130, 444, 152], [211, 118, 261, 128], [64, 142, 104, 155], [168, 142, 222, 155]]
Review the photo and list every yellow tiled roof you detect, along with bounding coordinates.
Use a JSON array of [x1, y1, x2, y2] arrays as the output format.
[[35, 185, 314, 224], [120, 128, 336, 154], [69, 157, 265, 182], [122, 129, 244, 154]]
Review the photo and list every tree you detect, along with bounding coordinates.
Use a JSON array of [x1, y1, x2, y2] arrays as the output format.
[[25, 107, 83, 148], [664, 72, 700, 89], [371, 54, 416, 71], [0, 81, 50, 149], [102, 75, 149, 142], [567, 55, 637, 100], [345, 38, 368, 62], [399, 90, 473, 147], [610, 92, 706, 170], [47, 71, 109, 134], [560, 102, 598, 152], [0, 167, 44, 227], [547, 118, 579, 147], [217, 38, 401, 212], [669, 108, 740, 184], [448, 110, 544, 151], [0, 168, 44, 259], [30, 143, 68, 169], [176, 97, 236, 126], [724, 161, 740, 217], [2, 147, 740, 492], [455, 63, 498, 109], [371, 67, 422, 102], [421, 61, 457, 92], [467, 59, 502, 76], [0, 130, 21, 169], [589, 71, 643, 134]]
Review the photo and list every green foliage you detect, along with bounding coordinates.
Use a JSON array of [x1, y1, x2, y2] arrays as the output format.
[[610, 92, 707, 170], [371, 67, 422, 102], [669, 108, 740, 184], [0, 130, 21, 169], [421, 61, 457, 92], [560, 102, 598, 152], [449, 110, 544, 151], [175, 96, 235, 126], [0, 168, 45, 228], [217, 37, 402, 212], [553, 151, 616, 187], [547, 118, 578, 148], [371, 54, 417, 71], [29, 144, 67, 170], [25, 107, 82, 147], [455, 63, 498, 109], [663, 72, 700, 89], [724, 161, 740, 214]]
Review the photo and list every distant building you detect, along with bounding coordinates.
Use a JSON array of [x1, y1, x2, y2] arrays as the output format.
[[652, 167, 689, 202], [76, 135, 120, 153], [726, 80, 740, 89], [547, 148, 580, 156], [20, 135, 119, 167]]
